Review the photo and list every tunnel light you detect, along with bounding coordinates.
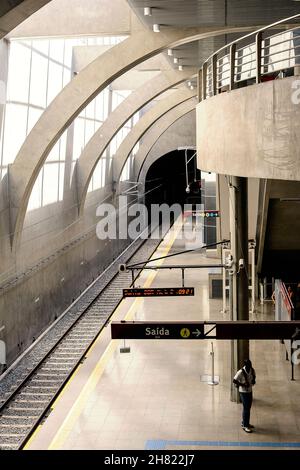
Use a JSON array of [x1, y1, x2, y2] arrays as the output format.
[[178, 65, 183, 71], [144, 7, 152, 16], [173, 57, 178, 64], [153, 24, 160, 33], [167, 49, 173, 56], [190, 84, 194, 90], [178, 146, 196, 150], [187, 81, 191, 86]]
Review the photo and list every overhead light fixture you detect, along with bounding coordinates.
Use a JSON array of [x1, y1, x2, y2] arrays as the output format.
[[178, 65, 183, 71], [144, 7, 152, 16], [173, 57, 178, 64], [167, 49, 173, 56], [280, 198, 300, 202], [187, 81, 191, 86], [153, 24, 160, 33], [190, 85, 194, 90]]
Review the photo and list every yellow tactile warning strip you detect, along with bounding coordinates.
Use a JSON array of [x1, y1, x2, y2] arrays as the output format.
[[25, 219, 184, 450]]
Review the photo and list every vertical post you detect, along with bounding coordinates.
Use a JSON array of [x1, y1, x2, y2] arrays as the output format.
[[181, 269, 185, 288], [185, 149, 189, 191], [208, 342, 219, 385], [263, 277, 267, 300], [251, 246, 256, 313], [260, 282, 264, 304], [291, 342, 295, 381], [212, 54, 218, 96], [229, 43, 237, 91], [131, 269, 135, 288], [256, 31, 262, 84], [202, 62, 207, 100], [222, 248, 227, 313], [229, 176, 249, 402], [211, 343, 214, 382], [197, 69, 202, 102], [236, 177, 249, 360]]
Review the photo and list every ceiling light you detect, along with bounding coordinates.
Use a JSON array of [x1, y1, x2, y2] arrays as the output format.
[[187, 81, 191, 86], [167, 49, 173, 56], [173, 57, 178, 64], [144, 7, 152, 16], [190, 85, 194, 90], [178, 65, 183, 71], [153, 24, 160, 33], [280, 198, 300, 202]]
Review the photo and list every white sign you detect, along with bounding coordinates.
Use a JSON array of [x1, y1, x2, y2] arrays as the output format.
[[0, 340, 6, 365]]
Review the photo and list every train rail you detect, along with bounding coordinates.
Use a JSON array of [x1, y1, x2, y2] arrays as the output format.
[[0, 228, 166, 450]]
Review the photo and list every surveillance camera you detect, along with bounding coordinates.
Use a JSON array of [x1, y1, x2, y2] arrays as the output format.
[[186, 185, 190, 194], [119, 264, 127, 273], [238, 259, 245, 270], [225, 254, 233, 268]]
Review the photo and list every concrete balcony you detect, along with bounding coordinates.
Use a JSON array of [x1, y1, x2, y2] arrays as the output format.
[[196, 75, 300, 180]]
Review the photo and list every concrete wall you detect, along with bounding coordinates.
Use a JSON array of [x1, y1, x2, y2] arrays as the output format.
[[217, 175, 260, 241], [256, 178, 300, 277], [0, 187, 131, 367], [197, 76, 300, 182], [8, 0, 132, 38]]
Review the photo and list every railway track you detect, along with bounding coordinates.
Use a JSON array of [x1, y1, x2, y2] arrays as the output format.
[[0, 229, 166, 450]]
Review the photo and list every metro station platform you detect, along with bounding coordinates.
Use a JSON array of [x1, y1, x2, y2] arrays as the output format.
[[26, 219, 300, 450]]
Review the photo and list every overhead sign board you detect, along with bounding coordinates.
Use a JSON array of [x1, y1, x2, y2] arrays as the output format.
[[111, 322, 203, 340], [111, 321, 300, 340], [123, 287, 194, 298]]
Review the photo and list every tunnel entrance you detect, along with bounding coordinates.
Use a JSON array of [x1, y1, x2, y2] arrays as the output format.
[[144, 149, 217, 245], [145, 149, 201, 210]]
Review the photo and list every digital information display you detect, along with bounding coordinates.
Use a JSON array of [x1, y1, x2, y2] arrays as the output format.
[[123, 287, 194, 298]]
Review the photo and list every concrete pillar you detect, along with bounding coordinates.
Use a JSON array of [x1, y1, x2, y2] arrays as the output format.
[[229, 176, 249, 402]]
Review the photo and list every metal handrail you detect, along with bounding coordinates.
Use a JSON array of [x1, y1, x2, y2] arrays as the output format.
[[199, 13, 300, 101]]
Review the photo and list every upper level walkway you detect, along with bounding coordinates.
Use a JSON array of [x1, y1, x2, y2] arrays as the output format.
[[196, 14, 300, 182]]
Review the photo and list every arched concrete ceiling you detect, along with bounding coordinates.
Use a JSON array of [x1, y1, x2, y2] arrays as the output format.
[[8, 24, 256, 248], [113, 88, 196, 182], [0, 0, 51, 38], [76, 68, 197, 215], [139, 112, 196, 185], [134, 100, 196, 182]]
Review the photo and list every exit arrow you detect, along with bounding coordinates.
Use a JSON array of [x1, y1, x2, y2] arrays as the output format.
[[192, 329, 202, 337]]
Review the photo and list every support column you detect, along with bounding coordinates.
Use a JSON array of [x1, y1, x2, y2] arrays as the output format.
[[229, 176, 249, 401]]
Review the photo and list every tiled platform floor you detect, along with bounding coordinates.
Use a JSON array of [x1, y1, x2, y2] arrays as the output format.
[[27, 220, 300, 450]]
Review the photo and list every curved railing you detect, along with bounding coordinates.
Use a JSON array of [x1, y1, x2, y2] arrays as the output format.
[[199, 13, 300, 100]]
